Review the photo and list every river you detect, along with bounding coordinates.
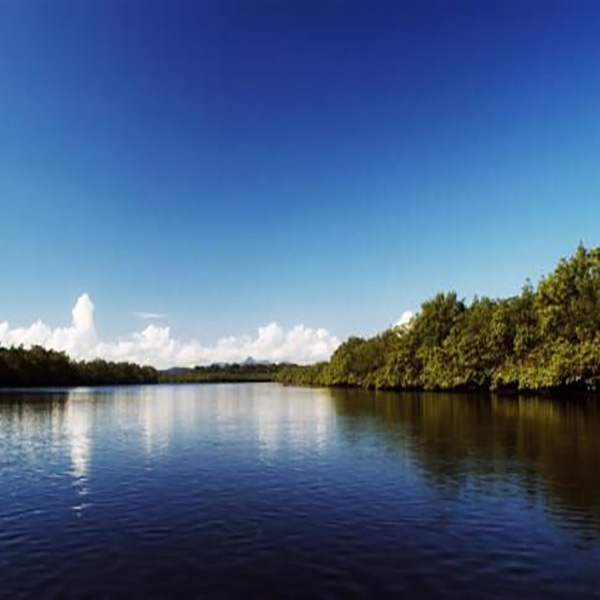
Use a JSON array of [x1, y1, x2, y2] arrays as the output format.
[[1, 384, 599, 598]]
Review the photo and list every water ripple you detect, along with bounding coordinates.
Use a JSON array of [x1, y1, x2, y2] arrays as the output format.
[[1, 385, 600, 598]]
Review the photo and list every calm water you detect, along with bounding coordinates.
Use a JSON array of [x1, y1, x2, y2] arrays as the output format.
[[1, 384, 600, 599]]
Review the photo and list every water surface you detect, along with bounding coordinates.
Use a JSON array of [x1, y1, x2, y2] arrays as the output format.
[[1, 384, 600, 598]]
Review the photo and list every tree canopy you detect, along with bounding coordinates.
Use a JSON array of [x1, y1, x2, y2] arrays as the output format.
[[277, 245, 600, 394], [0, 345, 158, 387]]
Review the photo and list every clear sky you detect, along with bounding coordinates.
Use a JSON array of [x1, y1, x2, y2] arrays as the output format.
[[1, 0, 600, 365]]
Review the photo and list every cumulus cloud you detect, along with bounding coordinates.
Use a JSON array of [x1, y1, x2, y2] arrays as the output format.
[[0, 294, 98, 358], [0, 294, 340, 369], [395, 310, 414, 328], [133, 311, 166, 320]]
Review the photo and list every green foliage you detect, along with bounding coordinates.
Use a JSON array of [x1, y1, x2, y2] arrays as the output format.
[[159, 363, 285, 383], [276, 245, 600, 394], [0, 345, 158, 387], [0, 347, 290, 388], [277, 362, 329, 386]]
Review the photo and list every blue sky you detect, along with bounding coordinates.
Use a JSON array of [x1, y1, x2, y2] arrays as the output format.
[[1, 0, 600, 363]]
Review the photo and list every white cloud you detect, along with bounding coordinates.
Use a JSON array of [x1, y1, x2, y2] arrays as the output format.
[[395, 310, 414, 328], [0, 294, 340, 369], [133, 311, 166, 320]]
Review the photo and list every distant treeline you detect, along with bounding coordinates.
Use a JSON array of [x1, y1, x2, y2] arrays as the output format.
[[159, 363, 286, 384], [277, 245, 600, 394], [0, 345, 287, 388], [0, 345, 159, 387]]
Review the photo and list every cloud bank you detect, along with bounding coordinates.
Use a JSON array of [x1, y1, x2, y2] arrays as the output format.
[[0, 294, 340, 369]]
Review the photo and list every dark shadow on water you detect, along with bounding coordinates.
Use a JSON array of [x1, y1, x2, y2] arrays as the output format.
[[328, 388, 600, 540]]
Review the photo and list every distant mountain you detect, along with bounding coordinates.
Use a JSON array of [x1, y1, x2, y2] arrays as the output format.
[[242, 357, 275, 366]]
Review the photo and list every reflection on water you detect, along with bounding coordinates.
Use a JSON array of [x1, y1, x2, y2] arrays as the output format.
[[139, 386, 174, 455], [330, 388, 600, 539], [2, 386, 600, 533], [252, 385, 334, 458], [64, 392, 91, 511], [1, 384, 600, 598], [65, 393, 91, 481]]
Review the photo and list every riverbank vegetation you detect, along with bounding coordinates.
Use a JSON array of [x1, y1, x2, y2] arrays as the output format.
[[277, 245, 600, 393], [0, 345, 286, 388], [159, 363, 285, 383], [0, 346, 158, 387]]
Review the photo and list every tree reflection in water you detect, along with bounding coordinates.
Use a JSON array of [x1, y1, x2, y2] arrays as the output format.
[[329, 388, 600, 540]]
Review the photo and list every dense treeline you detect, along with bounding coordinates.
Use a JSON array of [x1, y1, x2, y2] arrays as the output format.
[[0, 345, 158, 387], [160, 363, 286, 383], [0, 344, 286, 388], [277, 245, 600, 394]]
